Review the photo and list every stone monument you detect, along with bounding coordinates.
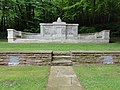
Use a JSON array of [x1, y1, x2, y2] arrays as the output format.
[[7, 17, 110, 43], [40, 17, 78, 39]]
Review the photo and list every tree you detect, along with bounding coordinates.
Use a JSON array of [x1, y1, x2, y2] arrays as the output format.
[[0, 0, 120, 38]]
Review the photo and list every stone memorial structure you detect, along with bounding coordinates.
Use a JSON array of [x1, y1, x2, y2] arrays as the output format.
[[7, 17, 110, 43]]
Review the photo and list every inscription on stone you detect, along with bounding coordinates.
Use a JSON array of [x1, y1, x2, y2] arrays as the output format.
[[99, 56, 113, 64], [8, 56, 19, 66], [43, 27, 51, 35]]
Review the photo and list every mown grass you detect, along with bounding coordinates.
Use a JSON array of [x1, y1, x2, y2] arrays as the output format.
[[0, 66, 50, 90], [74, 64, 120, 90], [0, 39, 120, 51]]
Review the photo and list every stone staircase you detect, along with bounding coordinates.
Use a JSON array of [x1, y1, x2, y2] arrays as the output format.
[[52, 51, 72, 66]]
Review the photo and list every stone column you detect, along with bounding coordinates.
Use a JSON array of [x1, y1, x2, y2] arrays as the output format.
[[40, 23, 44, 37], [102, 30, 110, 39], [7, 29, 16, 43]]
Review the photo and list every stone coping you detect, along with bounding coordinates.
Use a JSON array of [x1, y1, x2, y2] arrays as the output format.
[[0, 50, 53, 54], [0, 50, 120, 54], [40, 23, 79, 26], [70, 51, 120, 54]]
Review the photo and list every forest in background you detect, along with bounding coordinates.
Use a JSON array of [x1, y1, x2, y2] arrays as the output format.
[[0, 0, 120, 39]]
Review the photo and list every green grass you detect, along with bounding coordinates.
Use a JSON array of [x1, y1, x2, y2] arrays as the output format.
[[0, 66, 50, 90], [74, 64, 120, 90], [0, 40, 120, 51]]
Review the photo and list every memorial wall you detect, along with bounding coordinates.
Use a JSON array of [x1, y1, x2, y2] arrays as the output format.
[[7, 17, 110, 43]]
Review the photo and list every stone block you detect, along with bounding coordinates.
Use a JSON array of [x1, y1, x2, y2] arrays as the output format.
[[0, 59, 4, 62]]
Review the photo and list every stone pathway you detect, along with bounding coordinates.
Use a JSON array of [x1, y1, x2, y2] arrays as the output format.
[[46, 66, 83, 90]]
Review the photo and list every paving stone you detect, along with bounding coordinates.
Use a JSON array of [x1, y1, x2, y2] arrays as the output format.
[[46, 66, 83, 90]]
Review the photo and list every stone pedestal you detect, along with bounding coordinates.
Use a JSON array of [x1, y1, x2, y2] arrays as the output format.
[[52, 17, 66, 39], [7, 29, 16, 43], [102, 30, 110, 39]]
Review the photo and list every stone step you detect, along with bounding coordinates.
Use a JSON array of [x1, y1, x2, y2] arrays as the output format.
[[53, 56, 71, 58], [53, 51, 71, 56], [15, 39, 94, 43], [52, 60, 72, 66], [53, 56, 71, 61], [0, 62, 7, 65]]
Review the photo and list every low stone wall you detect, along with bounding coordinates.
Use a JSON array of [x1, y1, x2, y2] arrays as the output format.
[[0, 51, 120, 66], [7, 29, 110, 43], [0, 51, 52, 66], [71, 51, 120, 64]]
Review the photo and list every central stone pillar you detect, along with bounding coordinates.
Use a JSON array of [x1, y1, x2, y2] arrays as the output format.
[[52, 17, 67, 39]]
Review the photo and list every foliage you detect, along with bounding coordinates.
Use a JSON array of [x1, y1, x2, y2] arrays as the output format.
[[79, 26, 96, 33], [0, 0, 120, 37], [74, 64, 120, 90], [0, 66, 50, 90], [94, 22, 120, 37]]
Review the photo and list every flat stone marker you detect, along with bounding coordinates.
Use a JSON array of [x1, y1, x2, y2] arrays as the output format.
[[46, 66, 83, 90], [8, 56, 19, 66], [99, 56, 113, 64]]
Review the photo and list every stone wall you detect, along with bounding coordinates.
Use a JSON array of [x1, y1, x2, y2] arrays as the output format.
[[40, 23, 79, 39], [7, 29, 110, 43], [0, 51, 52, 66], [0, 51, 120, 66], [71, 51, 120, 64]]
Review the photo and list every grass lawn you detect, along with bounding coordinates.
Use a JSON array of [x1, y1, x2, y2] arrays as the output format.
[[0, 39, 120, 51], [0, 66, 50, 90], [74, 64, 120, 90]]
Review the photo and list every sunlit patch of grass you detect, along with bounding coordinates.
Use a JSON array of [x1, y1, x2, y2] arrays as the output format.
[[0, 39, 120, 51], [74, 64, 120, 90], [0, 66, 50, 90]]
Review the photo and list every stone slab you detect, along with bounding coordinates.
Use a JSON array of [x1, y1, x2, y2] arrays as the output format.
[[13, 39, 109, 43], [46, 66, 83, 90]]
